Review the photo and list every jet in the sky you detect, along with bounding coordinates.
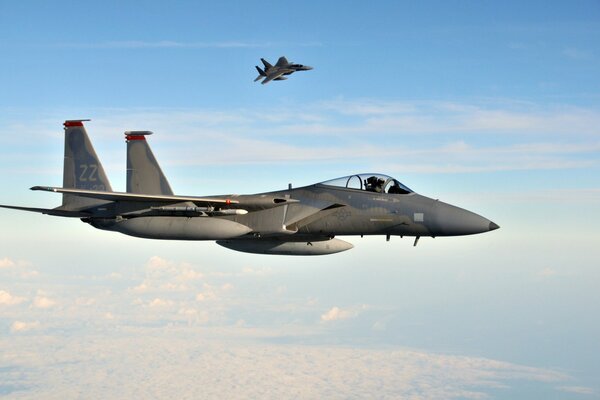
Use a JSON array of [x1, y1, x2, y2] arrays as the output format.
[[0, 121, 499, 255], [254, 57, 313, 84]]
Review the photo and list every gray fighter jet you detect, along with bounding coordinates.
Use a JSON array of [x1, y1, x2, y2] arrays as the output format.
[[254, 57, 313, 84], [0, 121, 499, 255]]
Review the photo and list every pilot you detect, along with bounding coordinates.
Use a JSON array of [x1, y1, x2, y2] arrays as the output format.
[[364, 176, 375, 191], [365, 176, 385, 192]]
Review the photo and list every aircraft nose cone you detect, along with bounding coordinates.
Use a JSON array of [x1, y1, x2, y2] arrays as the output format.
[[433, 201, 499, 236]]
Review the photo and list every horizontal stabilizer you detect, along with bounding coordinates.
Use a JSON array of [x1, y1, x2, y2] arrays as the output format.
[[30, 186, 239, 205], [254, 66, 266, 82], [0, 204, 90, 217]]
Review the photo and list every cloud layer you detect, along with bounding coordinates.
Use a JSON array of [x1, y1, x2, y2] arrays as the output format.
[[1, 328, 572, 400], [2, 255, 593, 399]]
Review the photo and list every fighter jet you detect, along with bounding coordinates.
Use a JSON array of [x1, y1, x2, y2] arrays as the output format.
[[0, 121, 499, 255], [254, 57, 313, 84]]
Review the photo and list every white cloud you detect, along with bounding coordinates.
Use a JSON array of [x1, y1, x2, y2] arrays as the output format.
[[538, 267, 558, 277], [195, 292, 209, 301], [104, 312, 115, 320], [178, 307, 197, 317], [0, 257, 16, 268], [306, 297, 318, 306], [159, 282, 189, 292], [0, 257, 32, 269], [131, 283, 149, 293], [146, 255, 170, 270], [75, 297, 96, 306], [194, 282, 234, 303], [275, 285, 287, 295], [321, 305, 367, 322], [134, 256, 204, 292], [196, 285, 217, 302], [557, 385, 595, 395], [179, 268, 203, 281], [562, 48, 592, 60], [0, 290, 26, 306], [148, 298, 174, 308], [19, 269, 40, 278], [0, 257, 38, 278], [10, 320, 40, 332], [32, 295, 56, 309]]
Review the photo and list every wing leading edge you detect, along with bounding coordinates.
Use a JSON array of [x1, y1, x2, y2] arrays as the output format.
[[261, 70, 287, 85], [0, 204, 90, 217], [30, 186, 238, 206]]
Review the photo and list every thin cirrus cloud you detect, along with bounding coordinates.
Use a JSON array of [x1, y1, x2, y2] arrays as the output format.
[[1, 98, 598, 174], [59, 99, 596, 174], [557, 386, 596, 395], [57, 40, 323, 49]]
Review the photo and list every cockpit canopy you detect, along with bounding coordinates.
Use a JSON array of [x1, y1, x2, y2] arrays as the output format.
[[319, 173, 413, 194]]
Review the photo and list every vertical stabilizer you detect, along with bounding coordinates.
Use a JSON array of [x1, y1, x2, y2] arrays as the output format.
[[261, 58, 273, 69], [275, 56, 289, 66], [61, 120, 113, 210], [126, 132, 173, 195]]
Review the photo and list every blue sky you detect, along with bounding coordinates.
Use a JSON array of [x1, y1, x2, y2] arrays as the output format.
[[1, 1, 599, 398]]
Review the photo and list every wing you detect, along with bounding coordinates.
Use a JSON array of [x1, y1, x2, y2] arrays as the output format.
[[29, 186, 298, 212], [285, 203, 346, 231], [261, 70, 286, 85]]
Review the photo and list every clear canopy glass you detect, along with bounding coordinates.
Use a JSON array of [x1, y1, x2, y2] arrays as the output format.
[[319, 174, 412, 194]]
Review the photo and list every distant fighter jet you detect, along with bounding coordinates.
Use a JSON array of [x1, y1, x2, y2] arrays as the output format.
[[0, 121, 499, 255], [254, 56, 313, 84]]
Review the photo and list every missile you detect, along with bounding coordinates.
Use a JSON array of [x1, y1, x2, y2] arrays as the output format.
[[211, 209, 248, 216], [150, 206, 248, 216]]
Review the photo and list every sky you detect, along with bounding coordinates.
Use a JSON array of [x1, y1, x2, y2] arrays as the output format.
[[1, 1, 599, 398]]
